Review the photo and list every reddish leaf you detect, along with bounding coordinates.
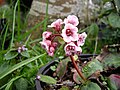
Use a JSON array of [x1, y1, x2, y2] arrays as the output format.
[[108, 74, 120, 90], [56, 57, 70, 79]]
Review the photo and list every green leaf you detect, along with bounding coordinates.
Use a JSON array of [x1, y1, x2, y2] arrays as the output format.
[[0, 63, 12, 87], [82, 59, 103, 78], [108, 13, 120, 28], [0, 53, 45, 80], [88, 23, 99, 37], [39, 74, 57, 84], [3, 76, 22, 90], [81, 82, 101, 90], [58, 86, 69, 90], [15, 78, 28, 90], [107, 74, 120, 90], [0, 76, 21, 90], [4, 51, 18, 60], [20, 51, 30, 58], [103, 53, 120, 68], [107, 78, 117, 90], [0, 62, 11, 75], [50, 66, 56, 71]]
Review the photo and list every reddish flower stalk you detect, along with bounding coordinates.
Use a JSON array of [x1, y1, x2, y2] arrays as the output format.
[[70, 55, 86, 82]]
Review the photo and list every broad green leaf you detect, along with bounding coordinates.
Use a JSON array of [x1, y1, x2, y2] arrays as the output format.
[[4, 51, 18, 60], [39, 74, 57, 84], [103, 53, 120, 68], [4, 76, 21, 90], [21, 51, 30, 58], [58, 86, 69, 90], [15, 78, 28, 90], [108, 13, 120, 28], [0, 53, 45, 80], [81, 82, 101, 90], [4, 76, 22, 90], [56, 57, 70, 79], [0, 62, 11, 75], [0, 63, 12, 88], [82, 59, 103, 78], [107, 78, 117, 90]]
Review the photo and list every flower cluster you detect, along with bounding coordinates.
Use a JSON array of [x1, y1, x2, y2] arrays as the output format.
[[17, 45, 28, 53], [40, 15, 87, 56]]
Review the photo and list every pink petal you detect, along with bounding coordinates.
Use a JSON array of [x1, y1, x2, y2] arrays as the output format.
[[63, 36, 72, 42], [61, 24, 78, 42], [65, 24, 78, 32], [48, 19, 63, 31], [42, 31, 52, 40], [64, 15, 79, 26], [77, 32, 87, 46], [40, 40, 51, 50], [64, 42, 78, 56], [52, 42, 58, 48], [71, 33, 79, 41], [48, 47, 55, 56]]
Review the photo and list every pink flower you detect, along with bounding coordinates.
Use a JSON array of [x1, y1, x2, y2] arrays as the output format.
[[52, 42, 58, 48], [64, 15, 79, 26], [48, 19, 63, 31], [64, 42, 82, 56], [40, 40, 57, 56], [40, 40, 51, 51], [61, 24, 78, 42], [22, 45, 28, 51], [77, 32, 87, 46], [17, 45, 28, 53], [47, 42, 57, 56], [18, 47, 22, 53], [42, 31, 52, 40], [48, 46, 55, 56], [36, 75, 41, 80]]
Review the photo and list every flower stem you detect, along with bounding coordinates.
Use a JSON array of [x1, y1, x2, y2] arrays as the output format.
[[70, 55, 86, 82]]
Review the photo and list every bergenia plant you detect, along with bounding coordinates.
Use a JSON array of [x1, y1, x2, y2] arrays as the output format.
[[40, 15, 87, 82], [39, 15, 120, 90]]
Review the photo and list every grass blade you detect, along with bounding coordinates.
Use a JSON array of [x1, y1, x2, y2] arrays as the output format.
[[0, 53, 46, 80]]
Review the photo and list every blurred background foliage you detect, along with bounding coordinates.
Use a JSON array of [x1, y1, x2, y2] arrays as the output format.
[[81, 0, 120, 53]]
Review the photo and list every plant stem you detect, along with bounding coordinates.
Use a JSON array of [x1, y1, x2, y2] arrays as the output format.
[[70, 55, 86, 82]]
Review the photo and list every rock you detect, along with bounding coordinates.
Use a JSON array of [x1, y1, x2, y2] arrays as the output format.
[[27, 0, 100, 38], [29, 0, 83, 17]]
